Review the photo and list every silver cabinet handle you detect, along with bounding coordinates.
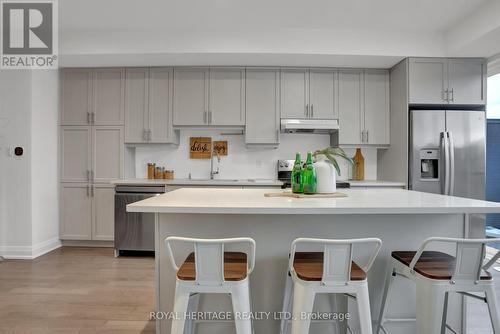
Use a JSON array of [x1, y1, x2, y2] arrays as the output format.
[[90, 185, 94, 197], [444, 89, 449, 102], [450, 88, 454, 102], [86, 170, 90, 181], [87, 112, 91, 124], [366, 130, 369, 143], [361, 131, 365, 143], [305, 104, 309, 117], [209, 111, 212, 124], [203, 111, 207, 124], [311, 104, 314, 118], [87, 185, 90, 197]]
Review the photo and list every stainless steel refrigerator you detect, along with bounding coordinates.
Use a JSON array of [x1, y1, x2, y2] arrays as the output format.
[[409, 108, 486, 200]]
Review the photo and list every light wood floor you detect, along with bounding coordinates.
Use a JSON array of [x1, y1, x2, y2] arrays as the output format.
[[0, 247, 155, 334]]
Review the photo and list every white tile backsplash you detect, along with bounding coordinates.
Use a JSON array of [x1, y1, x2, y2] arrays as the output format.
[[133, 130, 377, 180]]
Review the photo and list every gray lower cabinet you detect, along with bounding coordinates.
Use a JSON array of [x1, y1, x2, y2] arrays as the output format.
[[125, 68, 178, 144], [60, 183, 114, 241], [245, 68, 280, 146]]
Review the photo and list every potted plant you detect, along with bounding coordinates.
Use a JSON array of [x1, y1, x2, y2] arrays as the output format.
[[313, 147, 353, 193]]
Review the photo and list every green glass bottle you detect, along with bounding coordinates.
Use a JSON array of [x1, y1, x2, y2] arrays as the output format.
[[291, 152, 303, 193], [302, 151, 317, 194]]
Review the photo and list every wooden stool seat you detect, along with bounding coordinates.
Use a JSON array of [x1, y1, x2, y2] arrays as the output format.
[[177, 252, 248, 281], [392, 250, 492, 280], [293, 252, 366, 281]]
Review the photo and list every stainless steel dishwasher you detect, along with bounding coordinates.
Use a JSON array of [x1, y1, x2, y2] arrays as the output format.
[[114, 185, 165, 256]]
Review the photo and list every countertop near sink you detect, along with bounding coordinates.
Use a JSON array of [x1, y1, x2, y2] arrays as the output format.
[[110, 178, 284, 187]]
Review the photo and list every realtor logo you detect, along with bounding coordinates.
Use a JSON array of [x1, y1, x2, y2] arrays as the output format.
[[1, 0, 58, 69]]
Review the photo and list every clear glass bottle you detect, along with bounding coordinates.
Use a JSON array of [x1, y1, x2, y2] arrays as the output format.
[[291, 152, 303, 193], [302, 151, 317, 194]]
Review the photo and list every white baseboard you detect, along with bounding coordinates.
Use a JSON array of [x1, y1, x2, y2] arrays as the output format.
[[0, 237, 62, 260]]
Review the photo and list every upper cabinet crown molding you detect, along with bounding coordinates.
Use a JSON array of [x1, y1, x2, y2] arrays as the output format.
[[61, 68, 125, 126], [173, 67, 245, 127], [408, 57, 486, 105]]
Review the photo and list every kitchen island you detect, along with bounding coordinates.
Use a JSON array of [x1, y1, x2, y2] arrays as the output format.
[[128, 188, 500, 334]]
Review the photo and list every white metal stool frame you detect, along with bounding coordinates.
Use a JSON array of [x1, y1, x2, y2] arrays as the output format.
[[280, 237, 382, 334], [377, 237, 500, 334], [165, 236, 256, 334]]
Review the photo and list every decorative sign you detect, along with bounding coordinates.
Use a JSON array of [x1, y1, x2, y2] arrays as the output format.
[[213, 141, 228, 156], [189, 137, 212, 159]]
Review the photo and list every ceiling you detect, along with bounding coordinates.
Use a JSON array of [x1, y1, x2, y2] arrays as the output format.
[[58, 0, 500, 68]]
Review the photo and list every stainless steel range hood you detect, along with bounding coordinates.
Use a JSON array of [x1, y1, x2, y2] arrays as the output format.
[[280, 119, 339, 134]]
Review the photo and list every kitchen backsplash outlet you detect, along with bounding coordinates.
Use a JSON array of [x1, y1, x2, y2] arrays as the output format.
[[132, 130, 377, 180]]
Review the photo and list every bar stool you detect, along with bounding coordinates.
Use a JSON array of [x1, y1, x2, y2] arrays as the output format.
[[165, 236, 256, 334], [377, 237, 500, 334], [280, 237, 382, 334]]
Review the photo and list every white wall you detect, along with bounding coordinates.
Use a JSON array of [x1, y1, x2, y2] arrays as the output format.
[[0, 70, 60, 259], [31, 71, 60, 254], [133, 130, 377, 181], [0, 71, 33, 257]]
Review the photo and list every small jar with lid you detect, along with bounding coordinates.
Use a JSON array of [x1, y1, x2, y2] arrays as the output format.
[[164, 170, 174, 180], [154, 166, 164, 179]]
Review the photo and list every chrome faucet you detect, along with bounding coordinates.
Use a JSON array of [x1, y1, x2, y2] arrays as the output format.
[[210, 150, 220, 180]]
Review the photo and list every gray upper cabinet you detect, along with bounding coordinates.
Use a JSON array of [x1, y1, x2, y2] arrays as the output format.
[[408, 58, 448, 104], [448, 59, 485, 105], [281, 68, 309, 119], [409, 58, 485, 105], [309, 69, 338, 119], [173, 68, 245, 126], [173, 68, 209, 126], [149, 68, 178, 143], [245, 68, 280, 145], [338, 69, 363, 145], [209, 68, 245, 126], [281, 68, 337, 119], [338, 69, 390, 146], [364, 70, 390, 145], [61, 68, 124, 126], [125, 68, 178, 144], [61, 69, 93, 125], [93, 68, 125, 125]]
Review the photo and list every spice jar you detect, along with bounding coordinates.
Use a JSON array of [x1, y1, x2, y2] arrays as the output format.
[[147, 163, 156, 179], [164, 170, 174, 180], [154, 166, 164, 179]]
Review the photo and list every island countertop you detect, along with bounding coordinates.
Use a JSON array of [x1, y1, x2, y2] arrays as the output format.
[[127, 187, 500, 215]]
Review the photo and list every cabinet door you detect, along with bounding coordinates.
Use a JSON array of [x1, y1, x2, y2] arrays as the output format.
[[173, 68, 208, 126], [209, 68, 245, 126], [60, 183, 92, 240], [60, 126, 91, 182], [409, 58, 448, 104], [124, 68, 148, 143], [245, 69, 280, 145], [364, 70, 390, 145], [448, 59, 485, 105], [61, 69, 92, 125], [309, 69, 337, 119], [281, 69, 309, 118], [338, 70, 363, 145], [94, 68, 125, 125], [149, 68, 177, 143], [92, 126, 123, 183], [92, 184, 115, 241]]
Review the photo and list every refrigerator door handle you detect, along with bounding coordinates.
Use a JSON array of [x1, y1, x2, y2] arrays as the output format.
[[440, 132, 450, 195], [448, 131, 455, 196]]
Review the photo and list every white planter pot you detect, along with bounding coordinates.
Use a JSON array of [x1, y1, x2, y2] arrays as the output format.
[[314, 155, 337, 193]]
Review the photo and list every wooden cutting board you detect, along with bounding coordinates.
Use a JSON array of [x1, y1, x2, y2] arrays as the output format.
[[264, 191, 347, 199]]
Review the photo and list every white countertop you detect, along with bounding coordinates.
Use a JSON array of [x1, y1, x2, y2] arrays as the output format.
[[127, 187, 500, 215], [348, 180, 406, 187], [111, 178, 283, 187]]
